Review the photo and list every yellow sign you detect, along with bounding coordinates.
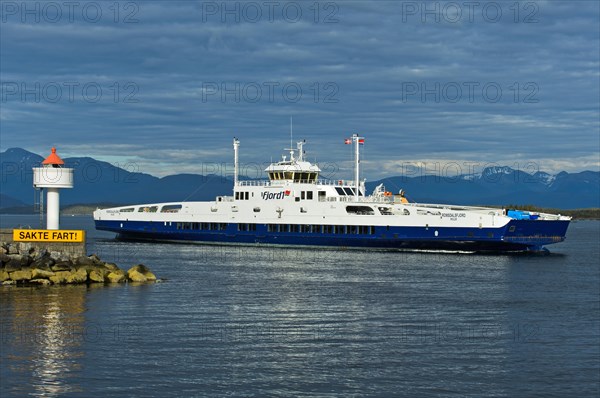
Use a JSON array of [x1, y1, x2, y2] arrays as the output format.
[[13, 229, 85, 243]]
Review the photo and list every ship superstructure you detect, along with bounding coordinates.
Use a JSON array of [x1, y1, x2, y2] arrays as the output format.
[[94, 136, 570, 252]]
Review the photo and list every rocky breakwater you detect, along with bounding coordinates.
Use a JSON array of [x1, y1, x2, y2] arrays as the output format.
[[0, 241, 158, 286]]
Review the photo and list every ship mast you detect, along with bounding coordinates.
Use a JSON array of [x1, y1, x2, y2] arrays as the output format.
[[233, 137, 240, 188], [352, 133, 364, 202]]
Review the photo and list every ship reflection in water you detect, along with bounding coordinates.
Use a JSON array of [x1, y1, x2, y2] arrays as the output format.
[[1, 285, 89, 397]]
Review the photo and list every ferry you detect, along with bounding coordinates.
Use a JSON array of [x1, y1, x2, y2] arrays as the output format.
[[94, 136, 571, 252]]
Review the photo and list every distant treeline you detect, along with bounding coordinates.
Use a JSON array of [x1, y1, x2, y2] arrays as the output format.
[[504, 205, 600, 220]]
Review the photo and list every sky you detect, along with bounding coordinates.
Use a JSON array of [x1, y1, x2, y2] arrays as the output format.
[[1, 0, 599, 180]]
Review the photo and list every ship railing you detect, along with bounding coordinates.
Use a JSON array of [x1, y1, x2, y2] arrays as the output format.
[[237, 179, 358, 187]]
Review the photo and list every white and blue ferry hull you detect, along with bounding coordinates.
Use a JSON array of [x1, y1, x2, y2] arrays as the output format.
[[94, 217, 569, 253]]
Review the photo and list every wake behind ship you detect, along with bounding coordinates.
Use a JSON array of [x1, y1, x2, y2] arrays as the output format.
[[94, 136, 571, 253]]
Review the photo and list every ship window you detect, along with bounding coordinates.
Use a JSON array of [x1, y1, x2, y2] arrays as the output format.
[[335, 187, 345, 195], [318, 191, 326, 201], [313, 225, 322, 233], [343, 187, 354, 195], [245, 192, 249, 200], [301, 191, 306, 200], [139, 206, 158, 213], [347, 225, 357, 234], [235, 192, 240, 200], [307, 191, 313, 200], [120, 207, 135, 212], [221, 223, 227, 230], [346, 206, 374, 215], [378, 207, 393, 215], [161, 204, 182, 213], [335, 225, 345, 234], [324, 225, 333, 234], [295, 197, 300, 202]]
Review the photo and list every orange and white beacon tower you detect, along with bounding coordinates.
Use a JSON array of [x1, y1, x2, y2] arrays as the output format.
[[33, 147, 74, 230]]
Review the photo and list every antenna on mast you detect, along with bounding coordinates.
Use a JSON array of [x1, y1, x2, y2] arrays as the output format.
[[285, 116, 295, 161]]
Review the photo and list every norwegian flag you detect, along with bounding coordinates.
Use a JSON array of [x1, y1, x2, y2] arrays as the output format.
[[344, 138, 351, 144], [358, 138, 365, 145]]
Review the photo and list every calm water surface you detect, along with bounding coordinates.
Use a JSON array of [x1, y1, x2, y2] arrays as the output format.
[[1, 215, 599, 397]]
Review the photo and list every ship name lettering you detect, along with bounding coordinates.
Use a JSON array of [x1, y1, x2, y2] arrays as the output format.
[[261, 191, 285, 200], [441, 213, 466, 218]]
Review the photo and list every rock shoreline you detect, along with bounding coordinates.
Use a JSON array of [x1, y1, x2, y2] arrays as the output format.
[[1, 241, 158, 286]]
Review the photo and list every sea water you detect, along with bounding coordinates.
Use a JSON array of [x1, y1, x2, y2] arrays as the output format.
[[1, 215, 598, 397]]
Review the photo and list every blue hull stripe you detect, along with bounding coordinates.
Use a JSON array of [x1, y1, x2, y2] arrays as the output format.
[[95, 219, 570, 252]]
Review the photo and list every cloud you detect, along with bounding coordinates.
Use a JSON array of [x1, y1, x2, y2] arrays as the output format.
[[1, 0, 598, 179]]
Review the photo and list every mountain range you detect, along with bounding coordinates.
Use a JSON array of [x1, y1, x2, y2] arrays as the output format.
[[1, 148, 598, 210]]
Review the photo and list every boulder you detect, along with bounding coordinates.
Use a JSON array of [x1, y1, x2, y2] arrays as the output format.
[[66, 268, 88, 284], [31, 254, 55, 271], [7, 244, 19, 255], [49, 271, 71, 284], [7, 254, 31, 268], [127, 264, 157, 282], [0, 252, 11, 265], [31, 268, 55, 279], [51, 261, 73, 272], [2, 280, 16, 286], [9, 268, 32, 281], [75, 256, 95, 267], [103, 262, 120, 272], [128, 269, 147, 282], [30, 278, 51, 286], [50, 251, 68, 261], [89, 268, 109, 283], [5, 259, 22, 272], [0, 246, 7, 254], [107, 270, 126, 283], [0, 269, 10, 282]]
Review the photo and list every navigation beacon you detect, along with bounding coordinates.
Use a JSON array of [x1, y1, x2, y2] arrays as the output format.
[[33, 147, 74, 230]]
